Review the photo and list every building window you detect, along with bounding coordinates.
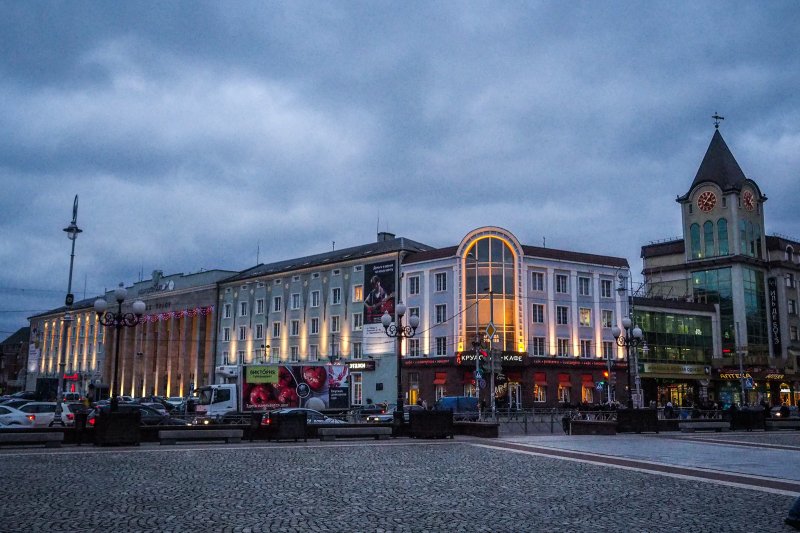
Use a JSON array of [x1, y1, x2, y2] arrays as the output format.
[[222, 351, 229, 365], [255, 323, 264, 339], [290, 320, 300, 337], [603, 341, 614, 359], [718, 218, 729, 255], [352, 285, 363, 302], [272, 322, 281, 338], [556, 274, 568, 294], [704, 220, 715, 258], [579, 308, 591, 327], [240, 302, 248, 317], [580, 339, 592, 358], [531, 272, 544, 291], [578, 277, 590, 296], [256, 299, 264, 314], [270, 346, 280, 363], [789, 299, 797, 315], [351, 373, 362, 405], [291, 293, 300, 310], [581, 384, 594, 404], [352, 342, 363, 359], [557, 338, 570, 357], [531, 337, 545, 356], [409, 306, 420, 318], [435, 304, 447, 324], [311, 291, 320, 307], [274, 279, 282, 285], [352, 312, 363, 331], [332, 287, 341, 305], [690, 223, 701, 259], [532, 304, 544, 323], [790, 326, 799, 342], [310, 318, 319, 335], [292, 275, 300, 282], [787, 274, 796, 288], [602, 310, 613, 328], [601, 280, 612, 299], [558, 384, 570, 404], [332, 269, 341, 276], [273, 296, 282, 312], [309, 345, 318, 362], [224, 304, 232, 319], [435, 385, 446, 401], [533, 384, 546, 403], [435, 337, 447, 356], [331, 316, 340, 333], [556, 306, 569, 325], [409, 276, 420, 295], [290, 346, 299, 363], [435, 272, 447, 292], [238, 350, 245, 362], [331, 343, 339, 357], [408, 338, 420, 357], [222, 327, 230, 342], [353, 265, 363, 272]]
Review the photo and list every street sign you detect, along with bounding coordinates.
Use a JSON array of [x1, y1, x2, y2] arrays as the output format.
[[485, 323, 496, 339], [475, 370, 483, 380], [478, 379, 486, 389], [744, 377, 754, 390]]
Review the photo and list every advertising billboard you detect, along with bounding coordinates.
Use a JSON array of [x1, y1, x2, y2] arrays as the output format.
[[363, 260, 396, 324], [242, 364, 349, 411]]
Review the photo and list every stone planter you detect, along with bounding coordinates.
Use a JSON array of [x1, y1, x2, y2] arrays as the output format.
[[616, 408, 659, 433], [409, 410, 454, 439]]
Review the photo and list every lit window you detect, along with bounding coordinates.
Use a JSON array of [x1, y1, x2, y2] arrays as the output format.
[[352, 285, 363, 302], [579, 308, 591, 327]]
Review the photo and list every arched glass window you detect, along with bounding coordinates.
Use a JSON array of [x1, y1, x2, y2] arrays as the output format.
[[703, 221, 715, 258], [718, 218, 728, 256], [465, 237, 516, 352], [690, 224, 702, 259], [740, 220, 748, 255]]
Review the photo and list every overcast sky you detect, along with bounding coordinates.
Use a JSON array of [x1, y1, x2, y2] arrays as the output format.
[[1, 2, 799, 338]]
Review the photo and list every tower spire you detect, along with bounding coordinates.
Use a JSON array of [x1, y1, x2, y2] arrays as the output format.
[[712, 112, 725, 129]]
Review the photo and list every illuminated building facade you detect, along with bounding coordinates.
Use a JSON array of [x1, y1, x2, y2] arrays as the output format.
[[642, 127, 800, 407]]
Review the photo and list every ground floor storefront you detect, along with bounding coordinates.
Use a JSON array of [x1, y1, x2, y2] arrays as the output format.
[[401, 354, 628, 409]]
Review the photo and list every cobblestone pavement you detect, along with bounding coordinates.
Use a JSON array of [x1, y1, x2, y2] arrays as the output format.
[[0, 436, 797, 532]]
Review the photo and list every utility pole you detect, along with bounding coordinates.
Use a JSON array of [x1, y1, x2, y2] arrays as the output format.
[[735, 322, 747, 406], [489, 290, 496, 416]]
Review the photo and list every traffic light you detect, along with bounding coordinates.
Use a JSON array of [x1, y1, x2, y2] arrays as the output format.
[[491, 352, 503, 374], [600, 370, 609, 386], [610, 372, 617, 386], [478, 350, 489, 374]]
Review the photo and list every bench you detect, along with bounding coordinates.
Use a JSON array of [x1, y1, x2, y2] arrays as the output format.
[[159, 429, 243, 445], [0, 431, 64, 448], [318, 426, 392, 441], [765, 419, 800, 431], [678, 420, 730, 433]]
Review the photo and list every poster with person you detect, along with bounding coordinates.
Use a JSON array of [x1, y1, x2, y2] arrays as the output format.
[[363, 260, 396, 324]]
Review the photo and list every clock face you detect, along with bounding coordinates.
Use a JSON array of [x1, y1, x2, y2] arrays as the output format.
[[742, 189, 755, 211], [697, 191, 716, 212]]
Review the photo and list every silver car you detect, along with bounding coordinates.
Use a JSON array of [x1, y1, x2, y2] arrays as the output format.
[[18, 402, 76, 427], [0, 405, 34, 427]]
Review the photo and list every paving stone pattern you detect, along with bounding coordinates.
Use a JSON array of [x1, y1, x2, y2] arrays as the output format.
[[0, 440, 793, 532]]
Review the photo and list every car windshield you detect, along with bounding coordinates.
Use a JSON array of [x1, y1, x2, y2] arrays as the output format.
[[194, 389, 213, 406]]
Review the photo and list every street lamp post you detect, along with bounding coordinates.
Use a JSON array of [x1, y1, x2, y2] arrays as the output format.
[[381, 302, 419, 426], [51, 196, 82, 428], [94, 283, 145, 410], [612, 317, 643, 409]]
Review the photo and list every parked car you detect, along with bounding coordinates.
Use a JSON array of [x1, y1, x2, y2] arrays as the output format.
[[142, 402, 168, 415], [61, 392, 81, 402], [1, 391, 37, 401], [0, 405, 35, 427], [87, 404, 189, 427], [18, 402, 77, 427], [434, 396, 480, 421], [262, 408, 346, 427], [771, 405, 799, 418], [0, 399, 33, 410], [365, 404, 425, 423]]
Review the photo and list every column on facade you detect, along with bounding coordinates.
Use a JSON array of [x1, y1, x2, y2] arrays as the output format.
[[188, 311, 200, 395], [201, 310, 213, 388]]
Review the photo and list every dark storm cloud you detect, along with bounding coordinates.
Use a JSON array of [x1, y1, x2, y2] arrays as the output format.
[[1, 1, 799, 337]]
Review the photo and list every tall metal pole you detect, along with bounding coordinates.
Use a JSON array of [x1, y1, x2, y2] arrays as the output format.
[[489, 289, 495, 416], [51, 196, 82, 427], [735, 322, 746, 406]]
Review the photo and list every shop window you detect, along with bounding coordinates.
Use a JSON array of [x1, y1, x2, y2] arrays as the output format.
[[581, 386, 594, 404], [533, 385, 546, 403], [558, 384, 570, 404], [435, 385, 446, 401]]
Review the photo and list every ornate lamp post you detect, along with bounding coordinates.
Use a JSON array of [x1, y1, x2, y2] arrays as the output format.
[[381, 302, 419, 425], [612, 317, 643, 409], [51, 196, 82, 427], [94, 283, 145, 410]]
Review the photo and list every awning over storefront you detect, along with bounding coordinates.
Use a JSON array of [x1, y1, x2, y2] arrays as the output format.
[[582, 374, 594, 386], [558, 373, 571, 386], [433, 372, 447, 385], [534, 372, 547, 386], [462, 371, 474, 384], [506, 372, 523, 383]]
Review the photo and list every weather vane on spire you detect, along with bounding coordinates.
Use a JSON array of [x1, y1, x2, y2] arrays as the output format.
[[712, 112, 725, 129]]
